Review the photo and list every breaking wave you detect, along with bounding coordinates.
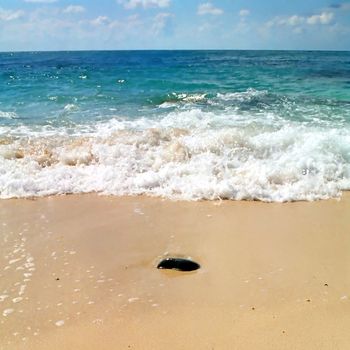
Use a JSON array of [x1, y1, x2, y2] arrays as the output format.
[[1, 103, 350, 201]]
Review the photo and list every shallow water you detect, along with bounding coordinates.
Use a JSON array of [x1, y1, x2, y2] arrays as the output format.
[[1, 50, 350, 201]]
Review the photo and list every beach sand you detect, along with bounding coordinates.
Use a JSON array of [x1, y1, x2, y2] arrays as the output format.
[[1, 194, 350, 349]]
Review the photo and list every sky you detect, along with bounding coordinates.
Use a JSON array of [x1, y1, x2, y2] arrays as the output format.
[[0, 0, 350, 51]]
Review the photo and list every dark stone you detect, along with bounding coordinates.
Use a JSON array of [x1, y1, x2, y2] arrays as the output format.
[[157, 258, 200, 272]]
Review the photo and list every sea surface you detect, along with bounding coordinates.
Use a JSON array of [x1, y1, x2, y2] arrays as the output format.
[[1, 50, 350, 201]]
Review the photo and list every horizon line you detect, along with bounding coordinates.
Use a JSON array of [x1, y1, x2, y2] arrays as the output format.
[[1, 48, 350, 54]]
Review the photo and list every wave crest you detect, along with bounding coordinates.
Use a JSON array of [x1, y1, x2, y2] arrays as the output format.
[[1, 108, 350, 201]]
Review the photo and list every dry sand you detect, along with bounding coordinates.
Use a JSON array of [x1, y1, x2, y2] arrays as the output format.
[[1, 194, 350, 349]]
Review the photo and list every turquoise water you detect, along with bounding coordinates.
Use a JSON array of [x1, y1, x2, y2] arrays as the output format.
[[1, 50, 350, 201]]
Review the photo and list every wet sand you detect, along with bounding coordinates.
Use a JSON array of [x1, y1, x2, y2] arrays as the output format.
[[1, 194, 350, 349]]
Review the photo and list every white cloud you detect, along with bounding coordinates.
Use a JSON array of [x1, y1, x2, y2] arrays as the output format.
[[267, 15, 304, 27], [90, 16, 110, 26], [151, 12, 172, 34], [24, 0, 57, 3], [0, 8, 25, 21], [63, 5, 85, 14], [119, 0, 170, 10], [198, 22, 215, 32], [307, 12, 334, 25], [285, 15, 304, 26], [239, 9, 250, 17], [267, 12, 334, 28], [197, 3, 223, 16]]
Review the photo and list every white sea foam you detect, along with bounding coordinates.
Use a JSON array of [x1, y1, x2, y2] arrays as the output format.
[[0, 111, 18, 119], [217, 88, 268, 102], [159, 93, 207, 108], [63, 104, 78, 112], [1, 107, 350, 201], [159, 101, 177, 109]]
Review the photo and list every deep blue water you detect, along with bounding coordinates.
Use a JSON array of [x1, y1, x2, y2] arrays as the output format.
[[1, 50, 349, 126]]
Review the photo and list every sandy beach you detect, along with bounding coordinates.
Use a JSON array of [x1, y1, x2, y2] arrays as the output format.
[[1, 194, 350, 349]]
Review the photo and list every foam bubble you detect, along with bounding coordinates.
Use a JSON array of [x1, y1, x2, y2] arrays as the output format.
[[3, 308, 14, 316], [0, 111, 18, 119], [55, 320, 65, 327], [0, 295, 9, 302], [1, 102, 350, 202], [12, 297, 22, 304]]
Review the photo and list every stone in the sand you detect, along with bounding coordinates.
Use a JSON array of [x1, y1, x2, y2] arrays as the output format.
[[157, 258, 200, 272]]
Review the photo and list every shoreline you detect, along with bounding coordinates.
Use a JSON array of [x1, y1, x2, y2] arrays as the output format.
[[1, 193, 350, 349], [0, 189, 346, 202]]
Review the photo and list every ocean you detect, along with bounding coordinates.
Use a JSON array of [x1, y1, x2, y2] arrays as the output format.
[[1, 50, 350, 201]]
